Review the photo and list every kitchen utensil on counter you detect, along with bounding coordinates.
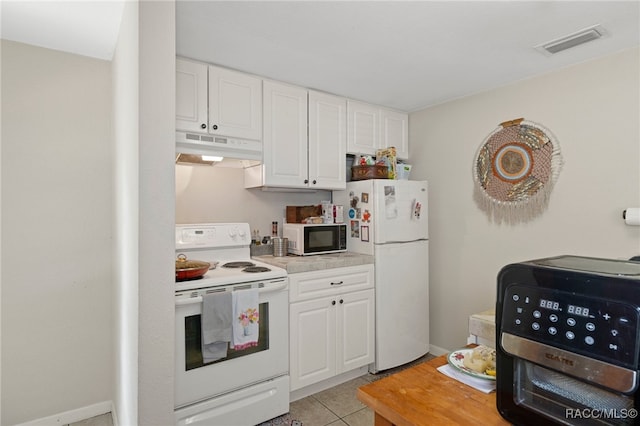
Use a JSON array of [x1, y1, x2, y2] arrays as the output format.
[[272, 237, 288, 257], [175, 254, 213, 281]]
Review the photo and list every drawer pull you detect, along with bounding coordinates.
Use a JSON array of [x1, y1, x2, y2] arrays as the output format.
[[330, 281, 344, 286]]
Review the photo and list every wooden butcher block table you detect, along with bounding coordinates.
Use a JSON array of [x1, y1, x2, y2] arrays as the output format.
[[357, 353, 509, 426]]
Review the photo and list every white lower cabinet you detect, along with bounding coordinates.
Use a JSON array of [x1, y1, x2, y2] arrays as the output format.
[[289, 265, 374, 391]]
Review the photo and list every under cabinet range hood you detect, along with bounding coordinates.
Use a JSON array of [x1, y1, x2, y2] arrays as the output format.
[[175, 130, 262, 167]]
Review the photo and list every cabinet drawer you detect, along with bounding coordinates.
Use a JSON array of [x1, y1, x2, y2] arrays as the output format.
[[289, 264, 374, 302]]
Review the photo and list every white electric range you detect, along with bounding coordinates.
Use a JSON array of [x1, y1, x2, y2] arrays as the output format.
[[174, 223, 289, 426]]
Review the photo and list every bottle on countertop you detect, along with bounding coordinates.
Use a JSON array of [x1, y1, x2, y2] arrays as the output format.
[[272, 221, 278, 237]]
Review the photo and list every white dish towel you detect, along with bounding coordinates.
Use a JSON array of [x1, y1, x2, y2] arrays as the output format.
[[231, 288, 260, 350], [201, 291, 232, 363], [437, 364, 496, 394]]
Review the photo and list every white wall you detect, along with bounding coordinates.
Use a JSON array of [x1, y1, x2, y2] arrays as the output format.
[[409, 47, 640, 352], [137, 2, 176, 424], [1, 40, 113, 425], [176, 165, 332, 233], [111, 1, 138, 425]]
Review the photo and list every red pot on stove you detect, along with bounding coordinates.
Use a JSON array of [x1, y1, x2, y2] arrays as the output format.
[[175, 254, 212, 281]]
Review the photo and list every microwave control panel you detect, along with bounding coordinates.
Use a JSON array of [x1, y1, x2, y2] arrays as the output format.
[[501, 284, 640, 368]]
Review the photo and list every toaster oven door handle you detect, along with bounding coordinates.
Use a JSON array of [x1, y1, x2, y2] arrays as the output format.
[[501, 332, 638, 394]]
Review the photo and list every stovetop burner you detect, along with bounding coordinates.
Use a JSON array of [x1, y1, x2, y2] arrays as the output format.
[[243, 266, 271, 273], [223, 261, 255, 268]]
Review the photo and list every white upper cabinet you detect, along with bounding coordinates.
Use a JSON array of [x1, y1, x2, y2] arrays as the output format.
[[208, 65, 262, 141], [347, 100, 409, 160], [308, 91, 347, 190], [246, 85, 346, 190], [176, 58, 262, 141], [380, 108, 409, 160], [347, 100, 379, 157], [176, 59, 208, 133], [261, 80, 309, 188]]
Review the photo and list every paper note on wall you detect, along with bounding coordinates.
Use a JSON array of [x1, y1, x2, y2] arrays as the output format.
[[384, 186, 397, 219]]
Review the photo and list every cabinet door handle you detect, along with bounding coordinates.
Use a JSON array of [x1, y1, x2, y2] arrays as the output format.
[[212, 124, 218, 130], [312, 180, 317, 185], [340, 299, 344, 304], [200, 123, 207, 129], [304, 179, 309, 184], [330, 281, 344, 286], [331, 300, 336, 306]]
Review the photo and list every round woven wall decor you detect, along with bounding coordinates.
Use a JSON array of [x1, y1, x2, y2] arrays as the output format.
[[473, 118, 563, 224]]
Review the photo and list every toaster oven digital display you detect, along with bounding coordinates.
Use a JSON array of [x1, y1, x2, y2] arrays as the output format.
[[567, 304, 590, 317], [502, 284, 640, 368]]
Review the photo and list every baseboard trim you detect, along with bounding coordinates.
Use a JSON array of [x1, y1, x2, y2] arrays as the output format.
[[289, 366, 369, 402], [13, 401, 112, 426], [429, 344, 449, 357]]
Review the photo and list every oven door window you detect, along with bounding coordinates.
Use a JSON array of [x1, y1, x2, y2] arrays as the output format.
[[184, 302, 269, 371]]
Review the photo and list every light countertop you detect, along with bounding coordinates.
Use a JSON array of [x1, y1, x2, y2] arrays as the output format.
[[253, 252, 374, 274]]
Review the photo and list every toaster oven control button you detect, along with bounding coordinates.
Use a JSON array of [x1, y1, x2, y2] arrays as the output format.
[[533, 310, 541, 319], [549, 314, 558, 322], [532, 322, 541, 331], [586, 322, 596, 332], [585, 336, 595, 345], [567, 318, 577, 326], [566, 331, 575, 340], [548, 327, 557, 335]]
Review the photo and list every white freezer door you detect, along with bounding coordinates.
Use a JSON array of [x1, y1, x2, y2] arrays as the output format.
[[372, 180, 428, 244], [374, 239, 429, 372]]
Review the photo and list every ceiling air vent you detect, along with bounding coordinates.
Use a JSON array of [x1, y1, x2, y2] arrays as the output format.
[[537, 25, 606, 55]]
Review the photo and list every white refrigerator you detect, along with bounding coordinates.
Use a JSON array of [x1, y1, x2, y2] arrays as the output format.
[[333, 179, 429, 373]]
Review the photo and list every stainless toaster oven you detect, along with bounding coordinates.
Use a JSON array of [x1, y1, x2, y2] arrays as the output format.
[[496, 255, 640, 425]]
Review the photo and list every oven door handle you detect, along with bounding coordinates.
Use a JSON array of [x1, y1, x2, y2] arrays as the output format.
[[175, 280, 288, 306]]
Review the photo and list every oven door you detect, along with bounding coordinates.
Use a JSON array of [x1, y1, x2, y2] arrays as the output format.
[[174, 278, 289, 408]]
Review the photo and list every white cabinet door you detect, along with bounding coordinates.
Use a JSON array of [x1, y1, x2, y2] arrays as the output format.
[[347, 100, 379, 156], [290, 297, 336, 391], [380, 108, 409, 160], [337, 289, 375, 373], [263, 81, 308, 188], [308, 91, 346, 190], [208, 65, 262, 141], [176, 59, 208, 133], [289, 265, 375, 391]]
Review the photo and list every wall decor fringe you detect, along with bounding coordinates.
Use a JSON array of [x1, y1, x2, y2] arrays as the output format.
[[473, 118, 563, 224]]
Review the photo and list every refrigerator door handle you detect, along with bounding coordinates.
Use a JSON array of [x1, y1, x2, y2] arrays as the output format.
[[376, 238, 428, 245]]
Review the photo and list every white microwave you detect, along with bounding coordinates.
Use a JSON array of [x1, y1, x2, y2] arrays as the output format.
[[282, 223, 347, 256]]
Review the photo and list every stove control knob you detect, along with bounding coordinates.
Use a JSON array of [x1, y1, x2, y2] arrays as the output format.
[[238, 228, 247, 240], [228, 228, 238, 238]]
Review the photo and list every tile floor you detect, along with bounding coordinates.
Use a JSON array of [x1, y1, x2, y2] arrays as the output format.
[[64, 353, 437, 426], [286, 353, 436, 426]]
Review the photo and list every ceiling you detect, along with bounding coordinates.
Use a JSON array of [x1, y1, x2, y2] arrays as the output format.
[[1, 0, 125, 61], [2, 1, 639, 112]]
